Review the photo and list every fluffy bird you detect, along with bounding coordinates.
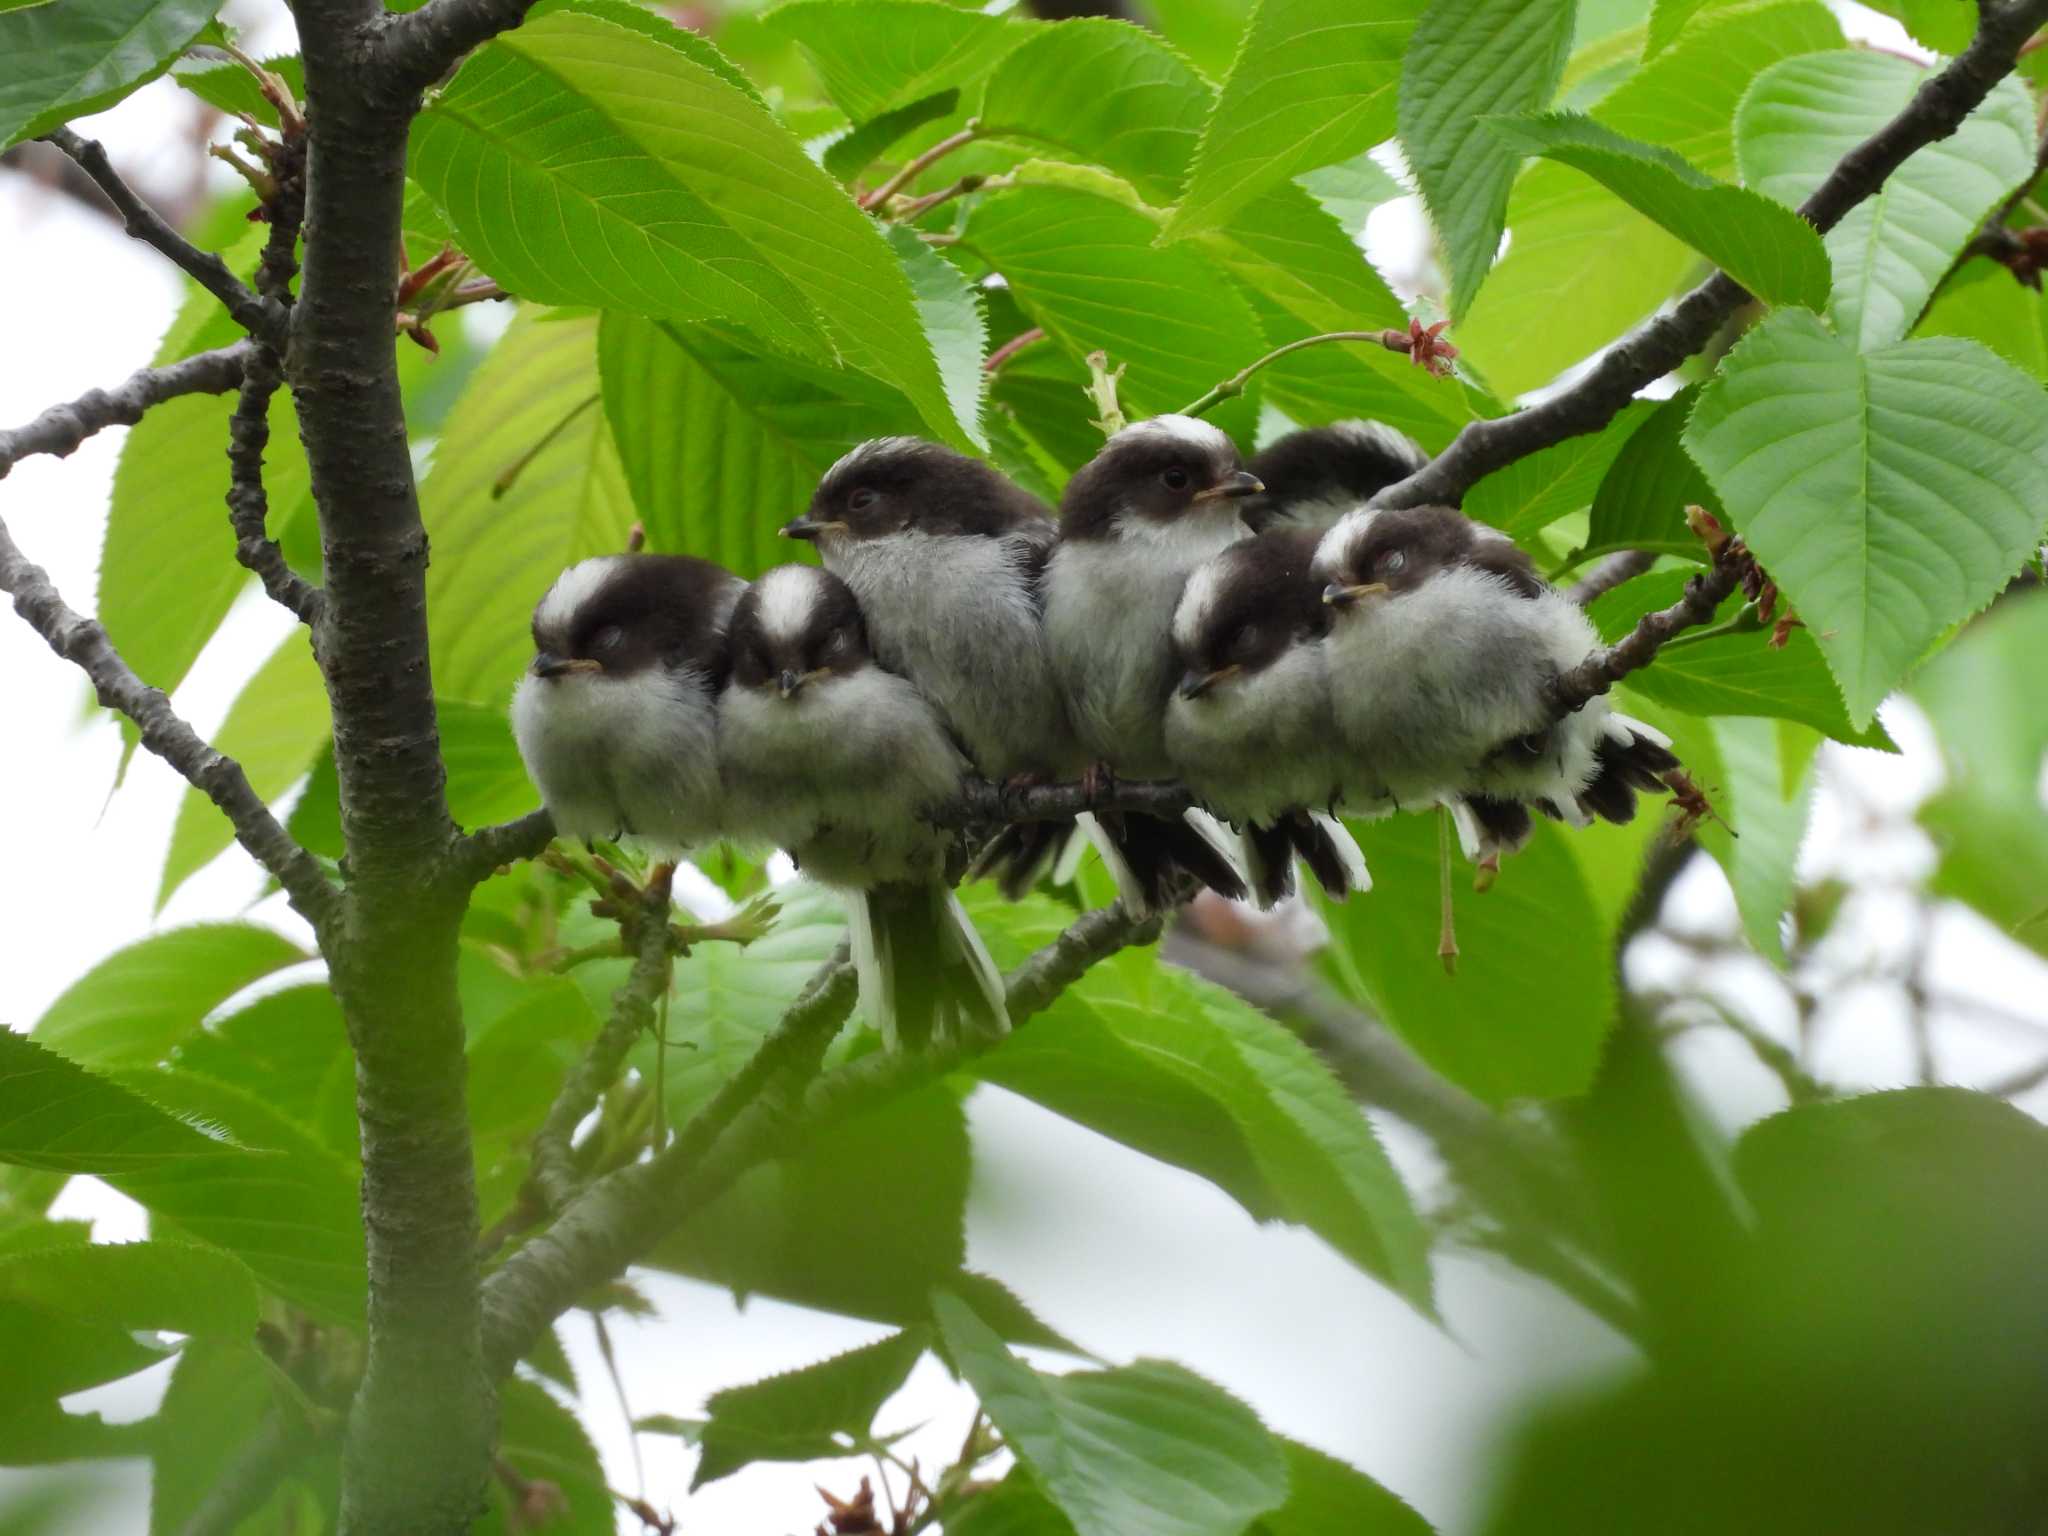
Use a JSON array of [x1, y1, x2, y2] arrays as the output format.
[[718, 564, 1005, 1051], [511, 553, 746, 851], [1312, 504, 1679, 870], [1166, 529, 1369, 906], [1242, 420, 1429, 534], [781, 438, 1077, 896], [1043, 413, 1264, 909]]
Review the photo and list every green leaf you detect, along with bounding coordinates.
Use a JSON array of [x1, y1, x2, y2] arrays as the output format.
[[968, 895, 1432, 1309], [148, 1340, 315, 1536], [1587, 570, 1892, 750], [1699, 717, 1818, 965], [1854, 0, 1976, 57], [1253, 1439, 1434, 1536], [1575, 384, 1719, 565], [423, 308, 635, 709], [1682, 308, 2048, 729], [0, 0, 221, 147], [1737, 51, 2034, 350], [888, 225, 987, 450], [599, 313, 924, 580], [963, 183, 1264, 438], [1465, 398, 1655, 539], [0, 1032, 240, 1176], [0, 1296, 170, 1402], [692, 1327, 928, 1488], [171, 984, 351, 1149], [1484, 112, 1830, 311], [979, 20, 1210, 203], [1913, 593, 2048, 958], [763, 0, 1032, 122], [1319, 817, 1615, 1104], [933, 1291, 1290, 1536], [0, 1239, 258, 1341], [159, 635, 326, 909], [1399, 0, 1576, 319], [0, 1401, 153, 1468], [1164, 0, 1427, 241], [1644, 0, 1715, 56], [1914, 259, 2048, 384], [1203, 182, 1407, 342], [823, 88, 958, 182], [412, 8, 973, 445], [479, 1379, 614, 1536], [33, 924, 306, 1071], [946, 1474, 1078, 1536], [169, 51, 301, 126], [107, 1071, 366, 1326], [1453, 1, 1839, 396], [1296, 152, 1406, 240], [101, 239, 313, 721]]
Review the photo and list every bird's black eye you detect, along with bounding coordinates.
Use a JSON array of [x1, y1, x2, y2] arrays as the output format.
[[591, 624, 625, 655], [1230, 625, 1261, 660], [1161, 464, 1190, 492], [848, 487, 878, 513], [1379, 549, 1407, 576]]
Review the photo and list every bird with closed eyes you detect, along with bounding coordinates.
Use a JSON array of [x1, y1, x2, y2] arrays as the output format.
[[780, 438, 1080, 898], [510, 553, 747, 852], [1043, 413, 1261, 910], [1312, 504, 1679, 874], [718, 564, 1005, 1051], [1166, 529, 1369, 906], [1241, 420, 1430, 534]]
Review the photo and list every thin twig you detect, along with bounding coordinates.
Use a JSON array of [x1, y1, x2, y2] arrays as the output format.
[[861, 121, 982, 210], [1565, 549, 1657, 608], [0, 515, 337, 930], [983, 326, 1046, 374], [529, 868, 676, 1212], [1180, 324, 1455, 418], [1370, 0, 2048, 511], [42, 130, 288, 348], [226, 347, 324, 625], [0, 344, 253, 480], [890, 172, 1009, 224]]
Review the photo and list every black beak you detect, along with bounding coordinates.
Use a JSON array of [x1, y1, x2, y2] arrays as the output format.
[[533, 652, 602, 679], [778, 669, 803, 699], [781, 515, 846, 541], [1192, 470, 1265, 504], [1177, 669, 1213, 700]]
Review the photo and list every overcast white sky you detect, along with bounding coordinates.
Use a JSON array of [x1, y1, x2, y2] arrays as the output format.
[[6, 4, 2048, 1533]]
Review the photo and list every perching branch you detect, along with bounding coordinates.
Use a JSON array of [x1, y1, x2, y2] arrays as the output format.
[[42, 131, 288, 349], [378, 0, 547, 94], [936, 775, 1196, 827], [227, 347, 325, 625], [1547, 512, 1756, 718], [0, 343, 253, 480], [0, 516, 338, 929], [479, 901, 1157, 1376], [455, 809, 555, 883], [1372, 0, 2048, 512], [1565, 549, 1658, 609], [528, 868, 676, 1212]]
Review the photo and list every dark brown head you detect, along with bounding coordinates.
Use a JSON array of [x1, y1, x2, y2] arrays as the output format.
[[528, 554, 743, 684], [781, 437, 1052, 546], [1058, 414, 1264, 543], [1311, 505, 1543, 613], [1171, 530, 1329, 699], [1242, 420, 1429, 533], [727, 564, 872, 700]]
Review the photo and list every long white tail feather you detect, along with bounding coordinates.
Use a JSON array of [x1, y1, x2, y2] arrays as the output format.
[[1078, 811, 1150, 914], [1606, 711, 1672, 751], [847, 893, 899, 1051], [942, 889, 1009, 1039], [1446, 799, 1486, 862], [1309, 811, 1372, 893], [1050, 820, 1091, 886], [1182, 807, 1250, 891]]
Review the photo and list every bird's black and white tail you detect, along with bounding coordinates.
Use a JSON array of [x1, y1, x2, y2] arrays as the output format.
[[1241, 812, 1372, 907], [1084, 810, 1248, 914], [848, 884, 1008, 1052], [975, 817, 1075, 900], [1576, 715, 1680, 825]]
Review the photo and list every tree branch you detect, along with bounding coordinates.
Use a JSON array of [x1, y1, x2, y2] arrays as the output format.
[[42, 130, 288, 349], [479, 902, 1158, 1376], [377, 0, 546, 95], [528, 869, 675, 1212], [933, 775, 1196, 828], [227, 347, 324, 625], [1565, 549, 1657, 609], [0, 516, 338, 929], [455, 809, 554, 883], [1371, 0, 2048, 512], [0, 344, 253, 480]]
